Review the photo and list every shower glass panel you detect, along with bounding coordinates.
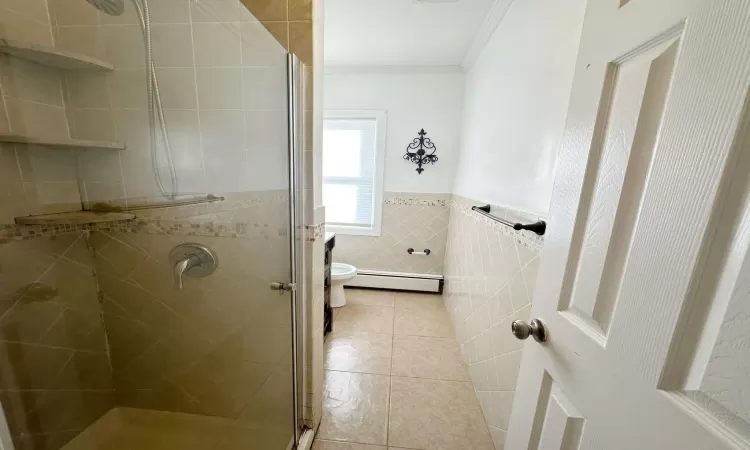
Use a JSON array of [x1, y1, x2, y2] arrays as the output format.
[[0, 0, 299, 449]]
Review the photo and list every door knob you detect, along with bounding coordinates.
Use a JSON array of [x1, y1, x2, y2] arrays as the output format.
[[511, 318, 547, 343]]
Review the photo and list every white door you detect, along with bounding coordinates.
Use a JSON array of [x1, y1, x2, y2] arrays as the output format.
[[506, 0, 750, 448]]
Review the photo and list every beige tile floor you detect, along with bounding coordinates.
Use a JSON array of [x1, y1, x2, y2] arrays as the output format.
[[314, 289, 494, 450]]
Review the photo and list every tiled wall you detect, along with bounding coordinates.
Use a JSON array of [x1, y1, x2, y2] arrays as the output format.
[[333, 192, 450, 275], [89, 221, 293, 429], [303, 209, 325, 430], [0, 230, 114, 450], [0, 0, 83, 218], [443, 195, 544, 449], [47, 0, 290, 208], [0, 6, 116, 449], [240, 0, 312, 66]]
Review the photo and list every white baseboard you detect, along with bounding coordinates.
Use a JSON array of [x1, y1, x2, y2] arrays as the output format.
[[345, 270, 443, 293]]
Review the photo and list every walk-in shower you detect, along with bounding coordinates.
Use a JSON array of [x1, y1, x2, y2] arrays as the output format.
[[0, 0, 306, 449]]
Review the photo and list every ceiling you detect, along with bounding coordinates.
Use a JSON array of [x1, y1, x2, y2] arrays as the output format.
[[324, 0, 496, 67]]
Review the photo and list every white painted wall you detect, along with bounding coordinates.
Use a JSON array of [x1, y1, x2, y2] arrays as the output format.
[[453, 0, 586, 216], [324, 69, 464, 194]]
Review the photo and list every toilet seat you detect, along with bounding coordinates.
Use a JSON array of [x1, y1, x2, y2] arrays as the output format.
[[331, 263, 357, 281]]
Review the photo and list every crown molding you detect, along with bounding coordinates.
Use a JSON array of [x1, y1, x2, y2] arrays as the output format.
[[461, 0, 514, 72], [324, 65, 463, 75]]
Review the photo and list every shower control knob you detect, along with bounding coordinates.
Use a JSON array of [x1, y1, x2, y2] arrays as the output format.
[[511, 318, 547, 343]]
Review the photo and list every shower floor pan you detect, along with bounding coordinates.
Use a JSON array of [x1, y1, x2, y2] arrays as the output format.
[[61, 407, 293, 450]]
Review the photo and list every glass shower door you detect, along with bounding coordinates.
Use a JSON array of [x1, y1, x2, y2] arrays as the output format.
[[0, 0, 299, 449]]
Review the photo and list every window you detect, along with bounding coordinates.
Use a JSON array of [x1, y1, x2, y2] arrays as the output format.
[[323, 110, 386, 236]]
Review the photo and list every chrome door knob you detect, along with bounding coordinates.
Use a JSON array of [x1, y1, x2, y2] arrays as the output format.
[[511, 318, 547, 343]]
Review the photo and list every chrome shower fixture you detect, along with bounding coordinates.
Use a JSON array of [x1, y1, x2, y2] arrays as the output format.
[[86, 0, 125, 16]]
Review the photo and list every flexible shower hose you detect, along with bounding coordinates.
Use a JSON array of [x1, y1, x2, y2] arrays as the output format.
[[131, 0, 179, 200]]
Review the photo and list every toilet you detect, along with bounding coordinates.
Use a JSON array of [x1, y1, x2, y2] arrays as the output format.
[[330, 263, 357, 308]]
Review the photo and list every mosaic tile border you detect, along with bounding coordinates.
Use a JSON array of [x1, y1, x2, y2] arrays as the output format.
[[383, 197, 448, 207], [0, 221, 134, 244], [305, 223, 325, 242], [1, 216, 290, 243]]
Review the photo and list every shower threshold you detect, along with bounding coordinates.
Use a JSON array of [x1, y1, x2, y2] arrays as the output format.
[[62, 407, 293, 450]]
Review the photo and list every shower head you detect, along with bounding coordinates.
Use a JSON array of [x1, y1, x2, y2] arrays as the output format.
[[86, 0, 125, 16]]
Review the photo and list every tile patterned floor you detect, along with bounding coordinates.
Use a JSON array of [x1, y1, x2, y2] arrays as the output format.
[[313, 289, 494, 450]]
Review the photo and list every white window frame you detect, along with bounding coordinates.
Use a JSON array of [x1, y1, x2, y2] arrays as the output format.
[[323, 110, 387, 236]]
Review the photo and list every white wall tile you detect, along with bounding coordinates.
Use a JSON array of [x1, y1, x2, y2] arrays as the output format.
[[199, 109, 244, 151], [70, 109, 116, 142], [152, 24, 195, 68], [149, 0, 191, 24], [0, 7, 53, 46], [0, 57, 65, 107], [196, 68, 242, 110], [1, 0, 50, 23], [443, 198, 544, 441], [240, 22, 286, 67], [49, 0, 99, 26], [101, 25, 146, 68], [190, 0, 240, 23], [108, 70, 148, 109], [156, 68, 198, 109], [192, 22, 241, 67], [508, 273, 530, 312], [5, 98, 69, 139], [243, 67, 286, 110], [163, 109, 206, 194]]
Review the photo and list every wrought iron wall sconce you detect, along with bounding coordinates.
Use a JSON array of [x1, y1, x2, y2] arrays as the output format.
[[404, 129, 438, 174]]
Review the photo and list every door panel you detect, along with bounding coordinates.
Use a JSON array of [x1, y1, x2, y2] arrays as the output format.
[[507, 0, 750, 448], [537, 383, 585, 450]]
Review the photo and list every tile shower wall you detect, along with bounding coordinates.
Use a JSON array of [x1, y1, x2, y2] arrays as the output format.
[[333, 192, 450, 275], [0, 0, 83, 218], [0, 229, 114, 450], [47, 0, 290, 207], [443, 195, 544, 449], [88, 222, 293, 426], [0, 3, 115, 449]]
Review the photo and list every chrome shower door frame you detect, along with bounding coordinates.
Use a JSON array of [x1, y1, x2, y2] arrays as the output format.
[[286, 53, 306, 447]]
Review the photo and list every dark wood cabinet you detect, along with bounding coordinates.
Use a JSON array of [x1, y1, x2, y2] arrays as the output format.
[[324, 234, 335, 337]]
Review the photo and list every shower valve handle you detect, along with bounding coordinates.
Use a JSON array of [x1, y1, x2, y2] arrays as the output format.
[[173, 256, 200, 290], [169, 244, 219, 290]]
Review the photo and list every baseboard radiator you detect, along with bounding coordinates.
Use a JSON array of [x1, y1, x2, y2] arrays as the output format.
[[345, 270, 444, 294]]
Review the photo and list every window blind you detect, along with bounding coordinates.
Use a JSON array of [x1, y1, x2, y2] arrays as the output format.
[[323, 117, 379, 229]]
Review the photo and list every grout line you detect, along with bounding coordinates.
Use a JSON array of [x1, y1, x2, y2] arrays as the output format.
[[325, 368, 472, 384], [387, 296, 396, 447]]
